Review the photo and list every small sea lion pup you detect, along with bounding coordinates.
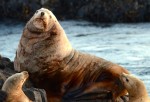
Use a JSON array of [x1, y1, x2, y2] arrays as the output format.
[[120, 73, 150, 102], [1, 71, 32, 102], [14, 8, 129, 102]]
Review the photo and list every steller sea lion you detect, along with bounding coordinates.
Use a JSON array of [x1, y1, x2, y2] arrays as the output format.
[[14, 8, 130, 102], [120, 73, 150, 102], [1, 71, 32, 102]]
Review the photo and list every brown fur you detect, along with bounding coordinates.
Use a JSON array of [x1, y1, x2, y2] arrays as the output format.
[[120, 73, 150, 102], [14, 8, 129, 102], [2, 71, 32, 102]]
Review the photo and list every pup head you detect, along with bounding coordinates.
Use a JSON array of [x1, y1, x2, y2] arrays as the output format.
[[2, 71, 29, 93], [27, 8, 57, 33], [120, 73, 146, 96]]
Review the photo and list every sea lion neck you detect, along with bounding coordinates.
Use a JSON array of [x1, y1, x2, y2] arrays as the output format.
[[46, 21, 73, 59]]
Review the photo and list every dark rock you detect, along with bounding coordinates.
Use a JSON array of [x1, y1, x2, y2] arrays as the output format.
[[0, 0, 149, 22], [0, 90, 7, 102], [0, 80, 4, 89], [0, 62, 5, 70], [0, 0, 41, 21], [0, 57, 14, 70]]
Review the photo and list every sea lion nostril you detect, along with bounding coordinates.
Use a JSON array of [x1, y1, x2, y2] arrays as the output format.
[[41, 12, 44, 16]]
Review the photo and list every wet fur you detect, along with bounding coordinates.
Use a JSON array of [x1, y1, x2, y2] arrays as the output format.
[[14, 8, 129, 102]]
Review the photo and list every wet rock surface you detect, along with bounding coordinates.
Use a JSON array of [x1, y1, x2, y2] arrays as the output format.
[[0, 0, 150, 22]]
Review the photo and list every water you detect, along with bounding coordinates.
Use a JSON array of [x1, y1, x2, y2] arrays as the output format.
[[0, 20, 150, 94]]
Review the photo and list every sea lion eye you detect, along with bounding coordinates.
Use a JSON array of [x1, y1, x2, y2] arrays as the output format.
[[126, 78, 129, 82], [50, 15, 52, 18]]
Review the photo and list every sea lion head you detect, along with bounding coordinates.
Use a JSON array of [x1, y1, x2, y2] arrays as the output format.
[[2, 71, 29, 93], [27, 8, 56, 33], [120, 73, 135, 90], [120, 73, 146, 96]]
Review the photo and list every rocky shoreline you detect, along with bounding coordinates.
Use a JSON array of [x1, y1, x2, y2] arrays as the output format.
[[0, 0, 150, 22]]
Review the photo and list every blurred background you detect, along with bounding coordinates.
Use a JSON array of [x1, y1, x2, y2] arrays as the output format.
[[0, 0, 150, 22], [0, 0, 150, 94]]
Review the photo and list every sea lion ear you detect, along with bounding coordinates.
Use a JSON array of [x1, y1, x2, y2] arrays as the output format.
[[122, 73, 128, 76]]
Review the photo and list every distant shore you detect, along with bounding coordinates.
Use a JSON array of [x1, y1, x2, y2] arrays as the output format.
[[0, 0, 150, 23]]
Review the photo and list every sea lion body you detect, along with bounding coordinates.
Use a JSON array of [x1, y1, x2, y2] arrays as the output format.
[[2, 71, 31, 102], [120, 73, 150, 102], [14, 8, 129, 102]]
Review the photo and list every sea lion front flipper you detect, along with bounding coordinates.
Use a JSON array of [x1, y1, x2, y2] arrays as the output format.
[[63, 89, 112, 102], [64, 91, 129, 102], [24, 88, 48, 102]]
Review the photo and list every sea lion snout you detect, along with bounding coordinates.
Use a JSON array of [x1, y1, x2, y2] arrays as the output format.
[[22, 71, 29, 78], [41, 12, 45, 17], [31, 10, 48, 32], [34, 9, 46, 19], [26, 8, 57, 33], [35, 11, 45, 19], [120, 73, 128, 78], [27, 8, 54, 33]]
